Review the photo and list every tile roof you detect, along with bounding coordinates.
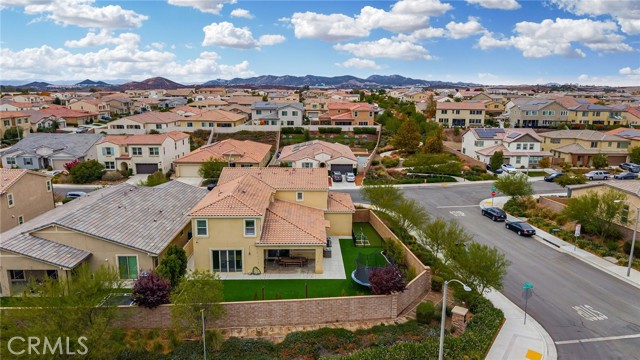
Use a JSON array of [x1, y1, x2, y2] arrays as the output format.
[[552, 143, 628, 155], [188, 174, 274, 217], [189, 109, 245, 123], [475, 144, 551, 157], [437, 101, 486, 110], [259, 200, 328, 246], [326, 192, 356, 213], [539, 130, 629, 142], [3, 133, 104, 158], [1, 233, 91, 269], [40, 107, 97, 118], [569, 180, 640, 197], [101, 131, 189, 146], [279, 140, 357, 163], [0, 111, 30, 118], [124, 112, 183, 124], [0, 168, 31, 194], [218, 167, 329, 191], [469, 128, 542, 142], [326, 102, 374, 111], [251, 102, 304, 110], [174, 138, 271, 164], [21, 110, 57, 124], [606, 127, 640, 140]]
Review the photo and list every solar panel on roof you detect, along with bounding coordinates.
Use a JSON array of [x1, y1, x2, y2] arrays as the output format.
[[617, 130, 640, 137], [507, 132, 520, 139], [476, 129, 504, 138]]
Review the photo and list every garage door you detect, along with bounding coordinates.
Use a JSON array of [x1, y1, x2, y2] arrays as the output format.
[[607, 156, 627, 166], [177, 164, 201, 177], [330, 164, 354, 174], [135, 163, 159, 174]]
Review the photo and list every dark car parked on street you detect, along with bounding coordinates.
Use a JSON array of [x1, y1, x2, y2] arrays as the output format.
[[505, 221, 536, 236], [619, 163, 640, 172], [544, 173, 564, 182], [485, 163, 503, 174], [614, 172, 638, 180], [481, 207, 507, 221]]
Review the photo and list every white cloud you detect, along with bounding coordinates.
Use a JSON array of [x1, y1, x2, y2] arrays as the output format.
[[64, 30, 140, 48], [334, 38, 433, 60], [202, 22, 285, 49], [466, 0, 520, 10], [477, 18, 633, 57], [0, 45, 253, 82], [445, 17, 486, 39], [478, 72, 497, 79], [550, 0, 640, 35], [230, 8, 253, 19], [619, 67, 640, 75], [335, 58, 383, 70], [290, 0, 452, 41], [150, 42, 165, 50], [393, 27, 446, 42], [167, 0, 236, 15]]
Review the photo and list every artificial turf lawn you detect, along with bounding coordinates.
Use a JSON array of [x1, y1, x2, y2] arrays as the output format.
[[222, 224, 386, 302]]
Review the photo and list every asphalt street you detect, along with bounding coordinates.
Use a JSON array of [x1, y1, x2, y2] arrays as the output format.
[[340, 182, 640, 360]]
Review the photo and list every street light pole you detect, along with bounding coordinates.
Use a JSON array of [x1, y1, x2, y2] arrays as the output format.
[[439, 279, 471, 360], [628, 207, 639, 277], [201, 309, 206, 360]]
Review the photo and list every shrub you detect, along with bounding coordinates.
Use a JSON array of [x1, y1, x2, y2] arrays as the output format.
[[381, 157, 400, 168], [281, 127, 304, 134], [139, 171, 169, 187], [102, 170, 124, 182], [538, 157, 551, 168], [354, 127, 377, 135], [64, 159, 80, 171], [624, 240, 640, 257], [370, 160, 380, 166], [416, 301, 436, 324], [383, 239, 407, 267], [218, 338, 278, 360], [318, 127, 342, 134], [453, 126, 460, 136], [70, 160, 104, 184], [132, 271, 170, 309], [369, 265, 407, 295], [431, 275, 444, 292]]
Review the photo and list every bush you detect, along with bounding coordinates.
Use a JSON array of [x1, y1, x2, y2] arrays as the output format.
[[354, 127, 377, 135], [218, 338, 278, 360], [132, 271, 170, 309], [102, 170, 124, 182], [318, 127, 342, 134], [416, 301, 436, 324], [431, 275, 444, 292], [453, 126, 460, 136], [624, 240, 640, 257], [369, 265, 407, 295], [139, 171, 169, 187], [281, 127, 304, 134], [381, 157, 400, 168], [370, 160, 380, 166], [70, 160, 104, 184]]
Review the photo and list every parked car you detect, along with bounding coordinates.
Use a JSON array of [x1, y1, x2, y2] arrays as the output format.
[[505, 221, 536, 236], [332, 171, 343, 182], [481, 207, 507, 221], [206, 180, 218, 190], [66, 191, 87, 199], [614, 172, 638, 180], [345, 173, 356, 182], [544, 173, 564, 182], [584, 171, 610, 180], [619, 163, 640, 172], [44, 170, 62, 176], [501, 164, 517, 174], [76, 127, 89, 133]]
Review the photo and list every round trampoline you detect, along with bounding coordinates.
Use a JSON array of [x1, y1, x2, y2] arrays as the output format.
[[351, 251, 390, 287]]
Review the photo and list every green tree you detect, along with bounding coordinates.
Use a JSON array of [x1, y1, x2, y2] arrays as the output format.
[[70, 159, 104, 184], [489, 151, 504, 172], [425, 94, 436, 119], [0, 265, 123, 358], [52, 97, 62, 105], [199, 157, 226, 180], [629, 147, 640, 164], [157, 244, 189, 289], [455, 242, 510, 294], [555, 173, 587, 187], [563, 189, 626, 240], [391, 119, 421, 154], [393, 197, 430, 231], [494, 173, 532, 202], [2, 127, 24, 142], [592, 153, 608, 169], [138, 170, 169, 187], [417, 217, 472, 263], [360, 185, 401, 213], [171, 271, 225, 336], [537, 157, 551, 169], [423, 125, 444, 154]]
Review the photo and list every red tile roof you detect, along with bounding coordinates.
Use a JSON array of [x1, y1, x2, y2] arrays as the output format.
[[437, 101, 485, 110], [174, 139, 270, 164], [218, 167, 328, 191]]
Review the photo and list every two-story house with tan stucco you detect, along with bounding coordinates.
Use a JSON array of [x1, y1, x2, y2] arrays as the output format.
[[436, 101, 485, 128], [0, 112, 32, 140], [540, 130, 630, 166], [188, 167, 354, 275], [0, 169, 54, 233], [317, 102, 376, 126], [96, 131, 190, 174]]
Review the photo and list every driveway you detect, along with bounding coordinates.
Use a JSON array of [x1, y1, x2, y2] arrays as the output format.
[[330, 178, 357, 190], [174, 177, 204, 187], [126, 174, 147, 185]]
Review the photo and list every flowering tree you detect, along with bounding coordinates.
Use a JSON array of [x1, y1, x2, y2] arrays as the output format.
[[64, 159, 80, 171], [369, 265, 406, 295], [132, 271, 170, 309]]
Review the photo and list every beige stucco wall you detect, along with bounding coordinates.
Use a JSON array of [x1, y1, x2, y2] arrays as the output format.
[[325, 213, 353, 236], [0, 250, 69, 296], [275, 190, 328, 210], [0, 173, 54, 232]]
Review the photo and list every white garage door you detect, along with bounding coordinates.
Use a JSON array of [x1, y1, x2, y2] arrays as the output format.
[[177, 164, 201, 177]]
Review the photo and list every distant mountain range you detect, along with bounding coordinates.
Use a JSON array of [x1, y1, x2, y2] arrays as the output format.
[[76, 79, 111, 87], [116, 77, 187, 91]]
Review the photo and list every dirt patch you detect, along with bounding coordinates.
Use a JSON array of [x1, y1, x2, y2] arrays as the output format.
[[216, 131, 279, 151]]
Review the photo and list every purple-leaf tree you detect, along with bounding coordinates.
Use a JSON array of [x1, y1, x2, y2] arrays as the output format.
[[369, 265, 407, 295], [132, 271, 170, 309]]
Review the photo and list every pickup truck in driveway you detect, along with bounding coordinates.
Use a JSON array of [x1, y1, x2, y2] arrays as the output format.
[[584, 171, 610, 180]]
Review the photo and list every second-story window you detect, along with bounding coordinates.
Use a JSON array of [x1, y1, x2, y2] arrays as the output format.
[[149, 147, 160, 156], [132, 147, 142, 156]]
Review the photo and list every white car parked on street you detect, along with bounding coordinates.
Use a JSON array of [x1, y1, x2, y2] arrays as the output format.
[[501, 164, 517, 174]]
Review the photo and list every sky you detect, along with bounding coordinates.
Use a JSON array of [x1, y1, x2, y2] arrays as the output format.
[[0, 0, 639, 86]]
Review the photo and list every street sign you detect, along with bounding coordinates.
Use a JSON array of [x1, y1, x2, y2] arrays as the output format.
[[491, 186, 496, 191], [575, 224, 581, 237], [522, 281, 534, 325], [491, 191, 496, 197], [522, 281, 534, 290]]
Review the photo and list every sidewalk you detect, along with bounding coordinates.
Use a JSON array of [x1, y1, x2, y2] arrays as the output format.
[[485, 290, 557, 360]]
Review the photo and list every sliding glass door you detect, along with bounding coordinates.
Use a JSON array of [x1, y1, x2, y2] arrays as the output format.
[[212, 250, 243, 273]]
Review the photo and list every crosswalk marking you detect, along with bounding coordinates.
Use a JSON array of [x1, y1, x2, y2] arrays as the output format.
[[572, 305, 607, 321]]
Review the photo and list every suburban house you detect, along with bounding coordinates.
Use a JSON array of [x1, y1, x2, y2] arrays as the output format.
[[505, 98, 569, 128], [0, 181, 207, 295], [251, 102, 304, 126], [188, 98, 228, 110], [107, 112, 183, 133], [104, 97, 134, 115], [40, 106, 99, 126], [267, 92, 300, 102], [1, 133, 103, 170], [196, 87, 226, 96], [226, 96, 263, 107], [22, 110, 66, 131], [0, 112, 32, 140], [0, 169, 54, 233], [304, 98, 329, 121], [177, 109, 246, 128], [96, 131, 190, 174], [605, 128, 640, 148], [188, 167, 354, 274], [278, 140, 358, 174], [566, 100, 627, 126], [317, 102, 376, 126], [158, 98, 188, 109], [220, 104, 252, 121], [435, 101, 485, 128], [0, 102, 38, 112], [174, 139, 272, 177], [461, 128, 551, 168], [539, 130, 630, 166], [67, 99, 110, 117]]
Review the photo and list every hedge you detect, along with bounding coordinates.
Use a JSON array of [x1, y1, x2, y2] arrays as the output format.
[[281, 127, 305, 134], [318, 127, 342, 134], [353, 127, 377, 135]]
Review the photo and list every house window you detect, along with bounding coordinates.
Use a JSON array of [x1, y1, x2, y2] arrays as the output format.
[[474, 141, 484, 147], [561, 111, 568, 116], [155, 124, 162, 129], [6, 157, 16, 165], [187, 122, 193, 127], [369, 112, 373, 117], [358, 121, 369, 126], [16, 118, 21, 124], [590, 142, 597, 148], [7, 193, 14, 207], [529, 144, 534, 150], [196, 219, 208, 236], [281, 111, 288, 116], [46, 180, 51, 192], [551, 139, 560, 144], [287, 121, 294, 126], [256, 110, 262, 115], [582, 111, 589, 117], [515, 156, 522, 164], [292, 111, 298, 116], [296, 192, 304, 201], [594, 112, 601, 117], [212, 250, 242, 273], [301, 162, 313, 168], [618, 142, 629, 149], [149, 147, 160, 156], [244, 219, 256, 237], [23, 158, 33, 166], [516, 144, 522, 150], [104, 161, 115, 170], [117, 255, 138, 280], [132, 147, 142, 156], [103, 147, 114, 156], [3, 120, 9, 126], [441, 110, 448, 114], [18, 215, 24, 225], [9, 270, 25, 281], [354, 111, 358, 117]]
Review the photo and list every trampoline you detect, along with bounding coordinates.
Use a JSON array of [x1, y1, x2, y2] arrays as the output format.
[[351, 251, 390, 287]]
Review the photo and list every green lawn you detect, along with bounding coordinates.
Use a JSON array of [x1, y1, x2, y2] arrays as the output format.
[[526, 171, 549, 177], [222, 225, 387, 302]]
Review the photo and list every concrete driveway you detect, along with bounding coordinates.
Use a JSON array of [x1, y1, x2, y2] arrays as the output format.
[[330, 177, 357, 190], [174, 177, 204, 187]]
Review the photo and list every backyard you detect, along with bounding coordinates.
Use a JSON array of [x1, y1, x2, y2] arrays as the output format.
[[280, 131, 377, 151], [222, 223, 385, 302]]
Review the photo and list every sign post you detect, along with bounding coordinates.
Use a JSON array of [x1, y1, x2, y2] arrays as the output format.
[[574, 224, 581, 251], [522, 281, 534, 325], [491, 187, 497, 207]]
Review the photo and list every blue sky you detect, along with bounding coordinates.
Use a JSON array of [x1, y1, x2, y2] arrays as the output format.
[[1, 0, 639, 86]]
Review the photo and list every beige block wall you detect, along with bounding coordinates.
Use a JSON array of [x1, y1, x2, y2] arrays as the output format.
[[275, 190, 328, 210], [0, 250, 68, 296], [325, 213, 353, 236], [0, 173, 54, 232], [32, 226, 155, 274]]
